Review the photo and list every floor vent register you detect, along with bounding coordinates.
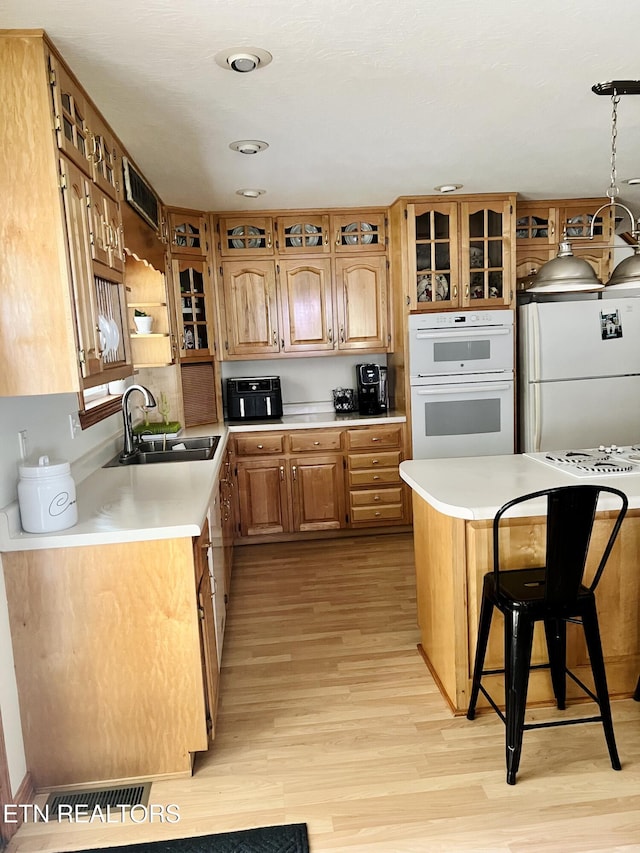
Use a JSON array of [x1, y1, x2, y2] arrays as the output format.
[[44, 782, 151, 817]]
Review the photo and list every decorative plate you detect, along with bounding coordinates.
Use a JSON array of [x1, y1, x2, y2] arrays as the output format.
[[289, 223, 320, 247], [230, 225, 262, 249], [567, 215, 592, 237]]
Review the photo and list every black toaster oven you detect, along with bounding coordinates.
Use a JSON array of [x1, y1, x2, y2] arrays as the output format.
[[226, 376, 283, 420]]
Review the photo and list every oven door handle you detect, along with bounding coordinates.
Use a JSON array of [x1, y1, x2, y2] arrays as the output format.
[[414, 382, 512, 395], [414, 328, 511, 339]]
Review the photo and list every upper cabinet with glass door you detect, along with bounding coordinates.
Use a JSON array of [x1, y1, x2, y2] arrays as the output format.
[[216, 216, 275, 257], [331, 211, 387, 253], [167, 209, 209, 256], [515, 197, 613, 283], [407, 194, 515, 311], [276, 213, 330, 254], [49, 55, 121, 201], [462, 198, 513, 306]]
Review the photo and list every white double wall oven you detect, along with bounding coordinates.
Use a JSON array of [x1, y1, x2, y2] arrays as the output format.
[[408, 310, 515, 459]]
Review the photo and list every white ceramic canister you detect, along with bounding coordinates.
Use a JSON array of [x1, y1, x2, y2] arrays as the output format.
[[17, 455, 78, 533]]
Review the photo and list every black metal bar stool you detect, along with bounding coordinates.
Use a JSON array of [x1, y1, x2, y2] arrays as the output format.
[[466, 484, 628, 785]]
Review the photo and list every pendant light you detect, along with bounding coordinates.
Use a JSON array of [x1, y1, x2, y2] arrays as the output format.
[[591, 81, 640, 290], [529, 80, 640, 294]]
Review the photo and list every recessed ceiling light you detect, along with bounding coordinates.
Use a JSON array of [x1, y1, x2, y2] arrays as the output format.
[[434, 184, 463, 193], [215, 47, 272, 73], [236, 188, 266, 198], [229, 140, 269, 155]]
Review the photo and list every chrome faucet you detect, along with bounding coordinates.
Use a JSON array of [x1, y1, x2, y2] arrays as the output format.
[[120, 384, 157, 460]]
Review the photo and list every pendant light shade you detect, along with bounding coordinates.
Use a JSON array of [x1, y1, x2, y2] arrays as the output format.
[[606, 245, 640, 288], [528, 241, 604, 293]]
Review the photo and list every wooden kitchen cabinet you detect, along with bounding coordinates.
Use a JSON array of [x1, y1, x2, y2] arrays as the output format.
[[193, 520, 219, 743], [2, 535, 211, 788], [167, 208, 209, 256], [403, 194, 516, 311], [231, 426, 409, 541], [331, 210, 387, 253], [236, 457, 291, 536], [217, 215, 275, 256], [346, 425, 409, 527], [515, 197, 614, 283], [214, 206, 391, 360], [50, 53, 121, 201], [279, 257, 334, 352], [334, 255, 389, 350], [219, 259, 280, 356], [170, 256, 216, 359], [0, 31, 133, 397], [276, 212, 331, 254]]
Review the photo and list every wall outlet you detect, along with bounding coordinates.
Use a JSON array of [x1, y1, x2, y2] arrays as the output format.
[[69, 413, 81, 439]]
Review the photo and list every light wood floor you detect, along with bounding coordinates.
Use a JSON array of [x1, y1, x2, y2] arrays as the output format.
[[8, 533, 640, 852]]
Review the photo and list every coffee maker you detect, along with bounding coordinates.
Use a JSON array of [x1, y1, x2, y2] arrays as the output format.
[[356, 363, 388, 415]]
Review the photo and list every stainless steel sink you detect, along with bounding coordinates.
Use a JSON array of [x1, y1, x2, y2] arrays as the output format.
[[103, 435, 220, 467]]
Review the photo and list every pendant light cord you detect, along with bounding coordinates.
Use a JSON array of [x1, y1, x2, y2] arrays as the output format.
[[608, 92, 621, 201]]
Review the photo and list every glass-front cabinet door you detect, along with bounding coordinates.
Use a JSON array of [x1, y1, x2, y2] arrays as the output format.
[[171, 258, 213, 359], [276, 214, 331, 254], [217, 216, 274, 257], [409, 202, 458, 310], [331, 211, 386, 253], [461, 199, 513, 307]]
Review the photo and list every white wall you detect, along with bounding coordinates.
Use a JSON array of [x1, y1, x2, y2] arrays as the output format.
[[0, 392, 122, 795]]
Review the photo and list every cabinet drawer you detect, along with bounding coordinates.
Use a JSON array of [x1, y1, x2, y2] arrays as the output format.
[[288, 430, 342, 452], [350, 487, 403, 507], [346, 426, 402, 450], [347, 451, 401, 470], [235, 434, 285, 456], [349, 468, 402, 487], [351, 503, 404, 524]]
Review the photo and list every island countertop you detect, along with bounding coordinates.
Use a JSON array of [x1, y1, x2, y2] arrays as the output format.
[[400, 454, 640, 520]]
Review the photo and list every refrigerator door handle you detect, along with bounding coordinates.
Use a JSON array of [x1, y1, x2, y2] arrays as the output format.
[[533, 379, 542, 452]]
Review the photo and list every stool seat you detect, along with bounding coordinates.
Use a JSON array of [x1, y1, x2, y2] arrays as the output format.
[[466, 484, 628, 785]]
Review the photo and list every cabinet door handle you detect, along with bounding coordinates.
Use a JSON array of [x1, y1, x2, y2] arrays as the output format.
[[339, 326, 345, 343], [465, 285, 469, 299], [335, 229, 341, 247], [279, 466, 284, 480], [453, 285, 458, 299], [267, 231, 272, 249], [292, 465, 297, 481], [324, 231, 329, 246], [273, 330, 278, 346], [328, 328, 333, 343]]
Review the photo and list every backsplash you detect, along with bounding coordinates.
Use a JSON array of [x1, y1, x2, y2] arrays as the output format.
[[220, 354, 387, 412]]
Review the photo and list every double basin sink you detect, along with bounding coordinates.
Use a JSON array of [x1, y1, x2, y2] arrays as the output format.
[[103, 435, 220, 467]]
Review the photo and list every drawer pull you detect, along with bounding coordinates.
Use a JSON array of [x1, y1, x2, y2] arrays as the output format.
[[373, 495, 380, 501], [375, 511, 381, 517], [372, 459, 379, 464], [257, 444, 264, 449], [313, 441, 320, 445], [373, 475, 380, 480], [371, 437, 380, 442]]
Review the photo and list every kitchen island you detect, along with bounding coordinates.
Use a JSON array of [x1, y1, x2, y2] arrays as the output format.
[[400, 454, 640, 714]]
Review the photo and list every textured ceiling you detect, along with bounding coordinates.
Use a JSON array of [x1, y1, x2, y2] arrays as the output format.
[[4, 0, 640, 214]]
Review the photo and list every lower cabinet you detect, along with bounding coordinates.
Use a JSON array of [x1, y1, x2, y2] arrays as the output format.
[[194, 520, 219, 744], [232, 423, 410, 541], [2, 534, 216, 788]]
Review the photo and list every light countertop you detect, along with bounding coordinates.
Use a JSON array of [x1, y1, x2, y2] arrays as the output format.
[[0, 411, 406, 552], [400, 454, 640, 520]]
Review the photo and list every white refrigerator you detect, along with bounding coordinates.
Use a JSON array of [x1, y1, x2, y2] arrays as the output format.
[[519, 296, 640, 451]]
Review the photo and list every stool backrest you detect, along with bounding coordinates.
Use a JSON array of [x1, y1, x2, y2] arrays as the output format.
[[493, 485, 628, 604]]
